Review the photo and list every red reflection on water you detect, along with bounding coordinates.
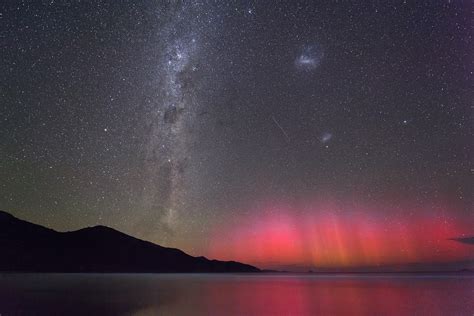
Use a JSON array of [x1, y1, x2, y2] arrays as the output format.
[[203, 276, 472, 315]]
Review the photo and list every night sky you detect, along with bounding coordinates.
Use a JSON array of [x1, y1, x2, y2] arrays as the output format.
[[1, 1, 472, 270]]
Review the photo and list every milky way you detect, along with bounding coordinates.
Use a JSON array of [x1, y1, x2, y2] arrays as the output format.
[[1, 1, 472, 270], [141, 4, 201, 238]]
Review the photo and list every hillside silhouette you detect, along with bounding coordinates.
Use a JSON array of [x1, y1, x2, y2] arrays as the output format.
[[0, 210, 260, 273]]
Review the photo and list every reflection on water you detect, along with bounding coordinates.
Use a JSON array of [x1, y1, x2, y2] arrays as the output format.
[[0, 273, 473, 315]]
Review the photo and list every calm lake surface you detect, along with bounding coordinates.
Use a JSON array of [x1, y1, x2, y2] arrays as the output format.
[[0, 273, 473, 315]]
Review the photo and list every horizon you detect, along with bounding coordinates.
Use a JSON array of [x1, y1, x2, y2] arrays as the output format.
[[2, 209, 472, 273]]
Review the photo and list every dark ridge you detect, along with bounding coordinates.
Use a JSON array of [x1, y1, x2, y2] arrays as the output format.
[[449, 237, 474, 245], [0, 210, 260, 273]]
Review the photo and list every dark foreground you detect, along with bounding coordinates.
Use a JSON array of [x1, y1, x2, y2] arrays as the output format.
[[0, 211, 259, 273], [1, 273, 473, 315]]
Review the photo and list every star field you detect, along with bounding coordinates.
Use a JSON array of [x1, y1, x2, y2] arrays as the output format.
[[1, 1, 472, 270]]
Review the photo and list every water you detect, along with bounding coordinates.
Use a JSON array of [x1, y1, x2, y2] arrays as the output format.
[[0, 273, 473, 315]]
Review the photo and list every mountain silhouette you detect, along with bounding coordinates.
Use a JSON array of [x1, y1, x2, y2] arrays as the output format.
[[0, 210, 260, 273]]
